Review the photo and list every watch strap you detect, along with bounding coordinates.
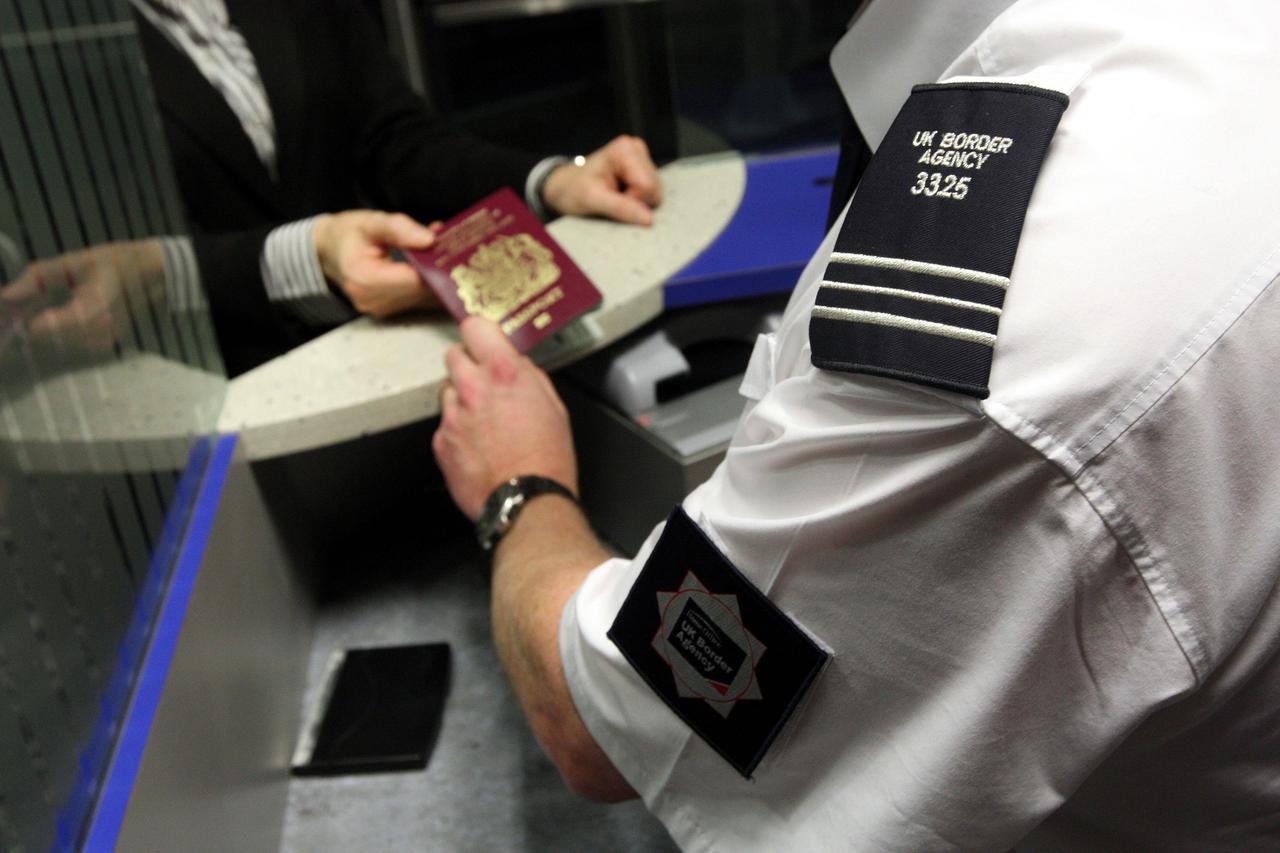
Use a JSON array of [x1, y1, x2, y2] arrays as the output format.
[[476, 475, 577, 552]]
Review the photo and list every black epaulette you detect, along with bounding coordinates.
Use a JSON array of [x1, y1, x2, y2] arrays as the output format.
[[810, 82, 1068, 398]]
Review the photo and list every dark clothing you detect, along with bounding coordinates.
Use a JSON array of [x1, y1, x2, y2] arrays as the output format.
[[138, 0, 541, 375]]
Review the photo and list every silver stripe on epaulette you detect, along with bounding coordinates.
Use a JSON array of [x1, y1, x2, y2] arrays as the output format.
[[818, 281, 1002, 316], [811, 306, 997, 346], [828, 252, 1009, 289]]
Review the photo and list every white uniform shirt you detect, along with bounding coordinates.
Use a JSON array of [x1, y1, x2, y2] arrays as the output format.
[[560, 1, 1280, 849]]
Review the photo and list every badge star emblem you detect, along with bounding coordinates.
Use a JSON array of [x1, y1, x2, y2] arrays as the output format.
[[652, 571, 766, 718]]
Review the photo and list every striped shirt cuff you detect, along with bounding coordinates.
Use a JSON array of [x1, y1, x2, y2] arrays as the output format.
[[158, 236, 207, 312], [260, 217, 356, 326], [526, 155, 570, 221]]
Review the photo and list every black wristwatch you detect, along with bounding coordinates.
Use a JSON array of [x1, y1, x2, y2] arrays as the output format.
[[475, 475, 577, 552]]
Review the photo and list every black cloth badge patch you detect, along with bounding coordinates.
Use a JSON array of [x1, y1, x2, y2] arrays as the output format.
[[810, 82, 1068, 398], [607, 507, 828, 777]]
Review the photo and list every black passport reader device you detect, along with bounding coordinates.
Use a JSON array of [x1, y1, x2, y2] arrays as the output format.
[[291, 642, 451, 776]]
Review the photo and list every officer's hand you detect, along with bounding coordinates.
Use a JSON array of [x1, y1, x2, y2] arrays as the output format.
[[540, 135, 663, 226], [314, 210, 441, 319], [433, 316, 578, 522]]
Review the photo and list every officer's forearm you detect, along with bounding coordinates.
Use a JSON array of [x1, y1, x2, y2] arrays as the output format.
[[490, 493, 637, 802]]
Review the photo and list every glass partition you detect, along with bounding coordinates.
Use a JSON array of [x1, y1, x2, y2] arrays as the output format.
[[379, 0, 856, 163], [0, 1, 226, 849], [665, 0, 859, 157]]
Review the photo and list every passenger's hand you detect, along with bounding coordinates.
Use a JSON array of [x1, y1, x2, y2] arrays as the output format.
[[540, 135, 663, 226], [314, 210, 441, 319], [433, 316, 578, 521], [2, 240, 165, 356]]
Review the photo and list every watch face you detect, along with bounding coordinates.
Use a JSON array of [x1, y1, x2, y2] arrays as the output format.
[[476, 476, 574, 551], [477, 480, 522, 551]]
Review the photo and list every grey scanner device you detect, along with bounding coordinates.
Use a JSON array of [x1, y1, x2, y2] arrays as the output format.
[[565, 299, 782, 554]]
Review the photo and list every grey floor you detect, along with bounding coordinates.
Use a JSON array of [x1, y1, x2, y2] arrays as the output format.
[[278, 499, 678, 853]]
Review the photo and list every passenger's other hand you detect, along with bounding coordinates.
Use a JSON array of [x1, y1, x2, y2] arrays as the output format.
[[433, 316, 578, 522], [314, 210, 441, 319], [541, 135, 663, 226]]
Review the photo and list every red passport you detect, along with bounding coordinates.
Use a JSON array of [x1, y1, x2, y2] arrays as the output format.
[[404, 188, 602, 353]]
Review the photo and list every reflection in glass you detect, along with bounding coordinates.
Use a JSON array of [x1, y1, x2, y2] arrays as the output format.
[[666, 0, 860, 156], [1, 0, 225, 848]]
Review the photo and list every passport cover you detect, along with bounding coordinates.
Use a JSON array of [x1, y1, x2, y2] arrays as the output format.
[[404, 188, 602, 352]]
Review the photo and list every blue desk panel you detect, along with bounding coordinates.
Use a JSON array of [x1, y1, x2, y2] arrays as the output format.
[[664, 146, 837, 309], [77, 436, 237, 853]]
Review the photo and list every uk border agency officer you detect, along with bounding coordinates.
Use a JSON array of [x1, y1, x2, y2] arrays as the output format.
[[432, 0, 1280, 849]]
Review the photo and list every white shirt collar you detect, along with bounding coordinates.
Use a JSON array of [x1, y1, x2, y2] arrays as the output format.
[[830, 0, 1020, 151]]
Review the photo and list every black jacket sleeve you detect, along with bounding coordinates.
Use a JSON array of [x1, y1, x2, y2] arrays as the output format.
[[188, 226, 305, 377]]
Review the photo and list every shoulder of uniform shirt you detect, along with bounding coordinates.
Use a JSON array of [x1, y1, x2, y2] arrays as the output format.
[[973, 3, 1280, 469]]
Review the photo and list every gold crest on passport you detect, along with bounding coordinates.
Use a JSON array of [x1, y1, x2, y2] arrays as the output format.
[[404, 188, 601, 352], [453, 233, 559, 322]]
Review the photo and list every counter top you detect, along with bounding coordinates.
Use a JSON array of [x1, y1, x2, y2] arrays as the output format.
[[0, 352, 225, 474], [218, 152, 746, 460]]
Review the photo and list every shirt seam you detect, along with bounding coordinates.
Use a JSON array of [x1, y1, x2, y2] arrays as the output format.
[[1073, 248, 1280, 460], [980, 253, 1280, 681], [983, 399, 1207, 681], [973, 20, 998, 76]]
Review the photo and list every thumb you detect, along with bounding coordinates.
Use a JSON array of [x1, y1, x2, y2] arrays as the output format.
[[586, 185, 653, 227], [3, 266, 46, 304], [608, 138, 662, 207], [369, 212, 436, 250]]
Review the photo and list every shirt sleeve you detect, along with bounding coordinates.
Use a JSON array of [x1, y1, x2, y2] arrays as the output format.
[[560, 318, 1196, 852], [525, 156, 569, 221], [259, 217, 356, 327], [156, 236, 206, 313]]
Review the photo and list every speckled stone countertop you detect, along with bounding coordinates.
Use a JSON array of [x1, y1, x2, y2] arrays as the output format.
[[217, 152, 746, 460], [0, 351, 226, 473]]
